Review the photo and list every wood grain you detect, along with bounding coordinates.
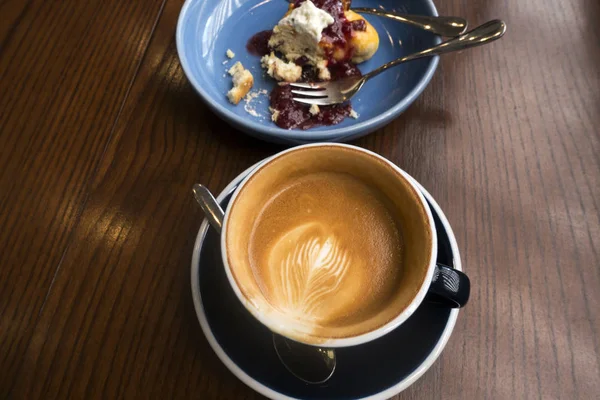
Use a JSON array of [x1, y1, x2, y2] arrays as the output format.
[[0, 0, 598, 398], [0, 0, 173, 394]]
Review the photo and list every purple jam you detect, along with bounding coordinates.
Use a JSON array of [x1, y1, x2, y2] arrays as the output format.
[[270, 85, 353, 130], [300, 65, 320, 82], [270, 61, 361, 130], [294, 56, 309, 66], [351, 19, 366, 31], [246, 30, 272, 56], [328, 61, 361, 80]]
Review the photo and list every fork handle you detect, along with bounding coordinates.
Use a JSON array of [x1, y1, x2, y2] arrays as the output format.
[[352, 8, 467, 37], [364, 20, 507, 81]]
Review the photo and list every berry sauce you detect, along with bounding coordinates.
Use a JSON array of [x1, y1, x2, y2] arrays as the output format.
[[246, 30, 273, 56], [270, 62, 361, 130], [351, 19, 366, 31], [270, 85, 353, 130]]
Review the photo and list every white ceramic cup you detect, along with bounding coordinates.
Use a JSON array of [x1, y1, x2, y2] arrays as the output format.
[[216, 143, 469, 347]]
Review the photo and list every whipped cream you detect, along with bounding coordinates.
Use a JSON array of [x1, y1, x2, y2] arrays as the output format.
[[279, 1, 334, 43], [269, 1, 334, 64]]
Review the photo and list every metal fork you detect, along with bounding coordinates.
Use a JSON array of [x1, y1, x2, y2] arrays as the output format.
[[291, 20, 506, 106]]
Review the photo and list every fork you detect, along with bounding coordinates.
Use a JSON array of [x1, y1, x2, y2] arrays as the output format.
[[291, 20, 506, 106]]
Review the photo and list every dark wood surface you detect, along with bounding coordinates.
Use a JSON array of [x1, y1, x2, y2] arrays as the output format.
[[1, 0, 598, 398]]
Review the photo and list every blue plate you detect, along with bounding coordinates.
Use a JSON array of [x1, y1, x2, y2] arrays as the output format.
[[177, 0, 441, 144], [191, 160, 462, 399]]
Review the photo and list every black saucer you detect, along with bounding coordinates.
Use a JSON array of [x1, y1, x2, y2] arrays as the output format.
[[191, 169, 462, 399]]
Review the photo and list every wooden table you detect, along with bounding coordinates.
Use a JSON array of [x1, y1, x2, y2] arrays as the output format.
[[1, 0, 598, 398]]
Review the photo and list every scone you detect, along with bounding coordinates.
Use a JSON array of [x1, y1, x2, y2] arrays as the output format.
[[344, 10, 379, 64], [270, 0, 379, 69], [244, 0, 376, 130]]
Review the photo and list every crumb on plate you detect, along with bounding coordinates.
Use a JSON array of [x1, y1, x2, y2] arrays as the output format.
[[243, 90, 268, 118], [227, 62, 253, 105], [269, 106, 281, 122]]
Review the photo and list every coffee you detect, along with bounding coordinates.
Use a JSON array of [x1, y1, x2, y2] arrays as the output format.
[[224, 146, 433, 344], [248, 171, 403, 330]]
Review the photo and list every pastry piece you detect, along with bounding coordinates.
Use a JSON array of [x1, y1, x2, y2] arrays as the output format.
[[345, 10, 379, 63], [316, 60, 331, 80], [261, 52, 302, 82], [227, 62, 254, 105], [268, 1, 333, 66]]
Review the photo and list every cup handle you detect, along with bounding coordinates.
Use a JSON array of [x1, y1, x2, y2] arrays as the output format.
[[426, 263, 470, 308]]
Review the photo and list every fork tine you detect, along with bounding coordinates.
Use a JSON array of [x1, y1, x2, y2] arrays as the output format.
[[288, 82, 327, 89], [291, 89, 329, 97], [293, 97, 339, 106]]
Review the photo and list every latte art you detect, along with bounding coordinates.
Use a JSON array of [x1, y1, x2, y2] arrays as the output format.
[[244, 171, 404, 332], [268, 223, 352, 322]]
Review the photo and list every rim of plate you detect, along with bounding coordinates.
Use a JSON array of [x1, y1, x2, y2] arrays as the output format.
[[190, 157, 462, 400], [176, 0, 440, 142]]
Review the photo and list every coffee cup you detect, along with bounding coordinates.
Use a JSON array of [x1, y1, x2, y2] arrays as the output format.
[[206, 143, 469, 347]]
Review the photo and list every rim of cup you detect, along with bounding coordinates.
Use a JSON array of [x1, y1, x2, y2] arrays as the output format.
[[220, 143, 438, 347]]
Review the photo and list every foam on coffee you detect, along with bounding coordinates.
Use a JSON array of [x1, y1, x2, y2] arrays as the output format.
[[249, 172, 403, 328], [225, 146, 433, 344]]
